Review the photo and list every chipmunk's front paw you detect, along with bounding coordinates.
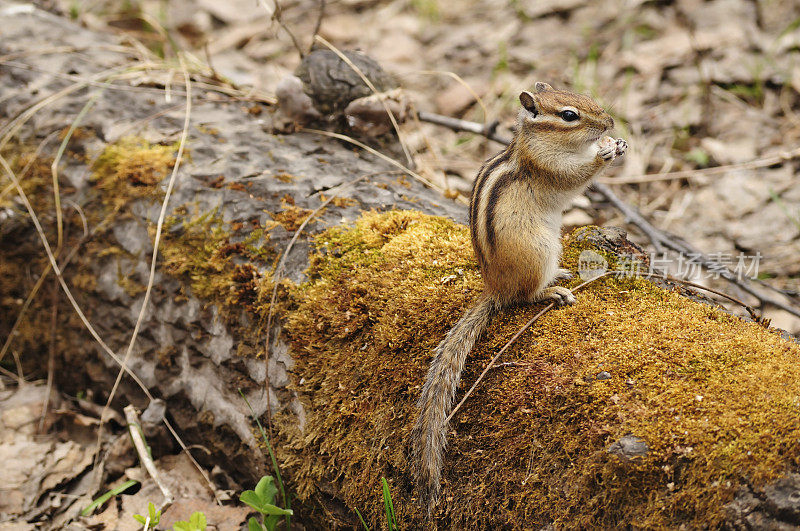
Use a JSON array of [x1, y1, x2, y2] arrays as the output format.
[[615, 138, 628, 158], [597, 136, 617, 162]]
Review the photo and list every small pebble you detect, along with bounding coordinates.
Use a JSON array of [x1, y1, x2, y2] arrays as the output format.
[[607, 435, 649, 460], [596, 371, 612, 381]]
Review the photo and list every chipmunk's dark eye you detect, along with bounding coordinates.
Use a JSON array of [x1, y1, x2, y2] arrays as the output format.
[[559, 110, 579, 122]]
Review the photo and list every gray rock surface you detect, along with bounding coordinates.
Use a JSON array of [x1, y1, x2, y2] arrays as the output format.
[[606, 434, 649, 460], [0, 0, 462, 485]]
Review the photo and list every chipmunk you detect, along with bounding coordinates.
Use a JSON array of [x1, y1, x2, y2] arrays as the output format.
[[411, 82, 627, 513]]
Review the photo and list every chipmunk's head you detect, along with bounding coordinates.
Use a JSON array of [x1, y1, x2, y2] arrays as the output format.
[[516, 82, 614, 153]]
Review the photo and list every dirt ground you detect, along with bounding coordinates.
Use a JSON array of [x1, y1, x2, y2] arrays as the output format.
[[50, 0, 800, 331]]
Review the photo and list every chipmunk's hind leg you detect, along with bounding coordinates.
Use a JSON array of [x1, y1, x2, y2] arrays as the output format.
[[536, 285, 576, 306]]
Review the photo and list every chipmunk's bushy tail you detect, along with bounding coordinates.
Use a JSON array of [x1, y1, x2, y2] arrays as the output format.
[[411, 295, 499, 513]]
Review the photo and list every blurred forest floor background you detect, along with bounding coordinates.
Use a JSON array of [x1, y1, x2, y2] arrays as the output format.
[[39, 0, 800, 330]]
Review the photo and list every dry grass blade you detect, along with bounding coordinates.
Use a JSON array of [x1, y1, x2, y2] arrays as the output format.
[[304, 128, 464, 203], [2, 59, 277, 104], [51, 92, 102, 251], [0, 181, 14, 203], [406, 70, 489, 122], [100, 57, 191, 436], [315, 35, 414, 167], [11, 350, 25, 383], [0, 155, 150, 391], [0, 363, 22, 385], [1, 60, 185, 98], [91, 56, 220, 503], [1, 131, 73, 365], [0, 63, 156, 150], [0, 209, 115, 367], [0, 44, 137, 64], [0, 46, 80, 63], [2, 147, 217, 502], [41, 280, 58, 431]]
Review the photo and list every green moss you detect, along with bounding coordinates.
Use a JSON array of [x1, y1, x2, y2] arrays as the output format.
[[91, 137, 179, 210], [270, 196, 317, 232], [159, 208, 275, 323], [87, 136, 279, 334], [0, 149, 52, 210], [283, 210, 800, 529]]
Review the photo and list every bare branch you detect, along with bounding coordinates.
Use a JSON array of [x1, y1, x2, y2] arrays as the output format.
[[308, 0, 326, 56], [124, 405, 174, 510]]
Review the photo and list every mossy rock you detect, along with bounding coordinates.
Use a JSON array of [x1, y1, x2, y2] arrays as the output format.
[[283, 210, 800, 529]]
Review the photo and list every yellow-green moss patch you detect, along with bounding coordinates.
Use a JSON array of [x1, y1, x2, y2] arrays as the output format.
[[91, 137, 178, 209], [159, 208, 275, 326], [270, 196, 317, 232], [88, 136, 279, 343], [284, 210, 800, 529]]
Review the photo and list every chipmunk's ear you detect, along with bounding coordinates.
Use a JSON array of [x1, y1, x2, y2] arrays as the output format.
[[534, 82, 553, 93], [519, 91, 538, 116]]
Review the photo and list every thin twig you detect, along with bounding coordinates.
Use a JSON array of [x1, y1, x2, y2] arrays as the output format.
[[100, 57, 191, 440], [40, 278, 58, 432], [124, 405, 174, 510], [417, 111, 499, 139], [592, 182, 666, 254], [445, 303, 553, 423], [446, 272, 615, 423], [416, 112, 800, 319], [259, 0, 305, 59], [0, 209, 115, 367], [660, 274, 752, 311], [491, 362, 535, 369], [308, 0, 326, 56]]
